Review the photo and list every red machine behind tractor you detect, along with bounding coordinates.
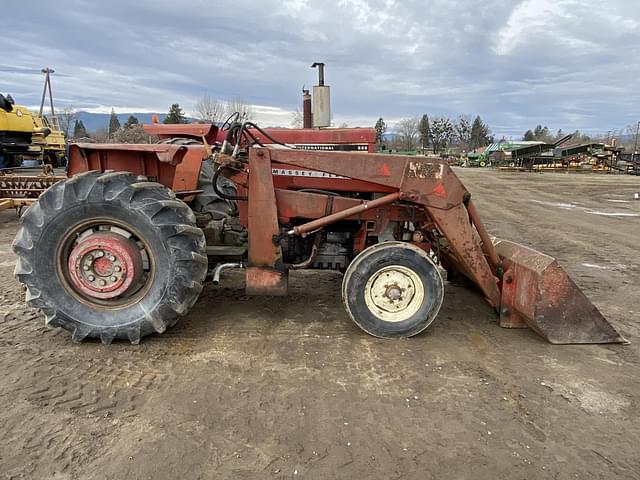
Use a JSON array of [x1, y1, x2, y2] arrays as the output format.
[[12, 119, 625, 345]]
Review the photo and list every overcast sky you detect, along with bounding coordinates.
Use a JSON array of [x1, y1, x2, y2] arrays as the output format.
[[2, 0, 639, 137]]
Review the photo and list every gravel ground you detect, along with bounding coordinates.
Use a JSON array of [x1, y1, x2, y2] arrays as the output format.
[[0, 168, 639, 480]]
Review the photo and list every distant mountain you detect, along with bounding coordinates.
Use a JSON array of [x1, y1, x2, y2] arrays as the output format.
[[75, 112, 169, 132], [382, 132, 399, 141]]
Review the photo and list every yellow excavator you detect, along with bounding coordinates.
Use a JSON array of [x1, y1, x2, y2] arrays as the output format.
[[0, 68, 66, 169]]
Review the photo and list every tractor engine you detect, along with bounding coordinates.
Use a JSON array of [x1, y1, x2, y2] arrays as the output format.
[[193, 164, 356, 271], [282, 228, 353, 270]]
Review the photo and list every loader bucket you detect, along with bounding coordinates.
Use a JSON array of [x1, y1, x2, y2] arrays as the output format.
[[492, 239, 627, 344]]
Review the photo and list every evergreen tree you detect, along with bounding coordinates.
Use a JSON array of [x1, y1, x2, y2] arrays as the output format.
[[419, 114, 431, 150], [108, 108, 121, 137], [73, 119, 88, 138], [523, 129, 535, 141], [163, 104, 187, 124], [374, 117, 387, 147], [470, 115, 492, 150], [123, 114, 139, 129]]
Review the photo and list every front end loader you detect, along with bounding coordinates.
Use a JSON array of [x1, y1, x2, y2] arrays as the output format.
[[11, 120, 626, 345]]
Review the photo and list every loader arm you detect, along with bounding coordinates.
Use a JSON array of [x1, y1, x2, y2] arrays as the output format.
[[261, 148, 502, 305], [250, 148, 625, 344]]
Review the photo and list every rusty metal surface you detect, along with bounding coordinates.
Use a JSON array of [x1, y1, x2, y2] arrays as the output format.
[[172, 149, 206, 194], [302, 90, 312, 129], [69, 143, 206, 195], [466, 200, 501, 273], [494, 238, 626, 344], [271, 164, 394, 193], [246, 149, 287, 295], [274, 189, 420, 224], [67, 232, 143, 300], [67, 144, 192, 192], [143, 123, 219, 144], [245, 267, 288, 296], [68, 142, 207, 195], [264, 149, 468, 209], [289, 192, 401, 237], [248, 127, 376, 151], [70, 143, 189, 164], [428, 204, 502, 308], [267, 148, 407, 188]]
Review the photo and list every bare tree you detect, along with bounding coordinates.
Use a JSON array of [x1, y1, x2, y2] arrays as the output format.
[[90, 127, 110, 143], [291, 107, 303, 128], [454, 115, 472, 151], [57, 106, 76, 138], [226, 98, 254, 121], [111, 124, 149, 144], [627, 122, 640, 151], [195, 95, 226, 124], [430, 116, 455, 153], [397, 117, 419, 151]]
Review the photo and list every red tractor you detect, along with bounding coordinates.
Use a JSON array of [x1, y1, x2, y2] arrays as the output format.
[[12, 119, 625, 345]]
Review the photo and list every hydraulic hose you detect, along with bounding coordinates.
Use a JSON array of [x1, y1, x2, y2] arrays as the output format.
[[220, 111, 240, 131], [245, 122, 293, 148], [213, 163, 248, 201]]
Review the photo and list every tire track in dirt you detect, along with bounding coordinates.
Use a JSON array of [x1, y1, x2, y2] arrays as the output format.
[[0, 341, 170, 417], [0, 401, 113, 478]]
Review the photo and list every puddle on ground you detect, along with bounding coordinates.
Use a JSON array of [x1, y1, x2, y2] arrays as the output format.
[[531, 199, 577, 209], [532, 199, 639, 217], [581, 263, 610, 270], [584, 210, 639, 217]]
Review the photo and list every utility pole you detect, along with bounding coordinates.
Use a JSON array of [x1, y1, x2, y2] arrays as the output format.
[[39, 67, 58, 129], [631, 121, 640, 171]]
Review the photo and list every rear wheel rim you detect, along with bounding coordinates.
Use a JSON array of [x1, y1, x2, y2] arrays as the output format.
[[57, 219, 155, 309]]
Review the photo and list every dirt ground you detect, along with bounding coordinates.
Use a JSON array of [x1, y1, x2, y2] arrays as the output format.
[[1, 169, 639, 480]]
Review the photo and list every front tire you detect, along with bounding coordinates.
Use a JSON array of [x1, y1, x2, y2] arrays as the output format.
[[342, 242, 444, 338], [12, 171, 207, 344]]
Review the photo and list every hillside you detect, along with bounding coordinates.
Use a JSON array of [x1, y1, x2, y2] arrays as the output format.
[[75, 112, 168, 132]]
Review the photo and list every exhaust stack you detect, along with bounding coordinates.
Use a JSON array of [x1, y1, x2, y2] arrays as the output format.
[[302, 88, 312, 129], [311, 62, 330, 128]]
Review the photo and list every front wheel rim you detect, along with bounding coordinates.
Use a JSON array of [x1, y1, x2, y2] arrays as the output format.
[[364, 265, 425, 323]]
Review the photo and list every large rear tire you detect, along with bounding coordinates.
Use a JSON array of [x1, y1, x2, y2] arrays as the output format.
[[12, 171, 207, 344], [342, 242, 444, 338]]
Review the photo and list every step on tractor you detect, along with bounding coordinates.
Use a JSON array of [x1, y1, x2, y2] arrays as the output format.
[[12, 118, 626, 345]]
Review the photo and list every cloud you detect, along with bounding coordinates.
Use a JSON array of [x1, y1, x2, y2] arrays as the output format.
[[2, 0, 639, 136]]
